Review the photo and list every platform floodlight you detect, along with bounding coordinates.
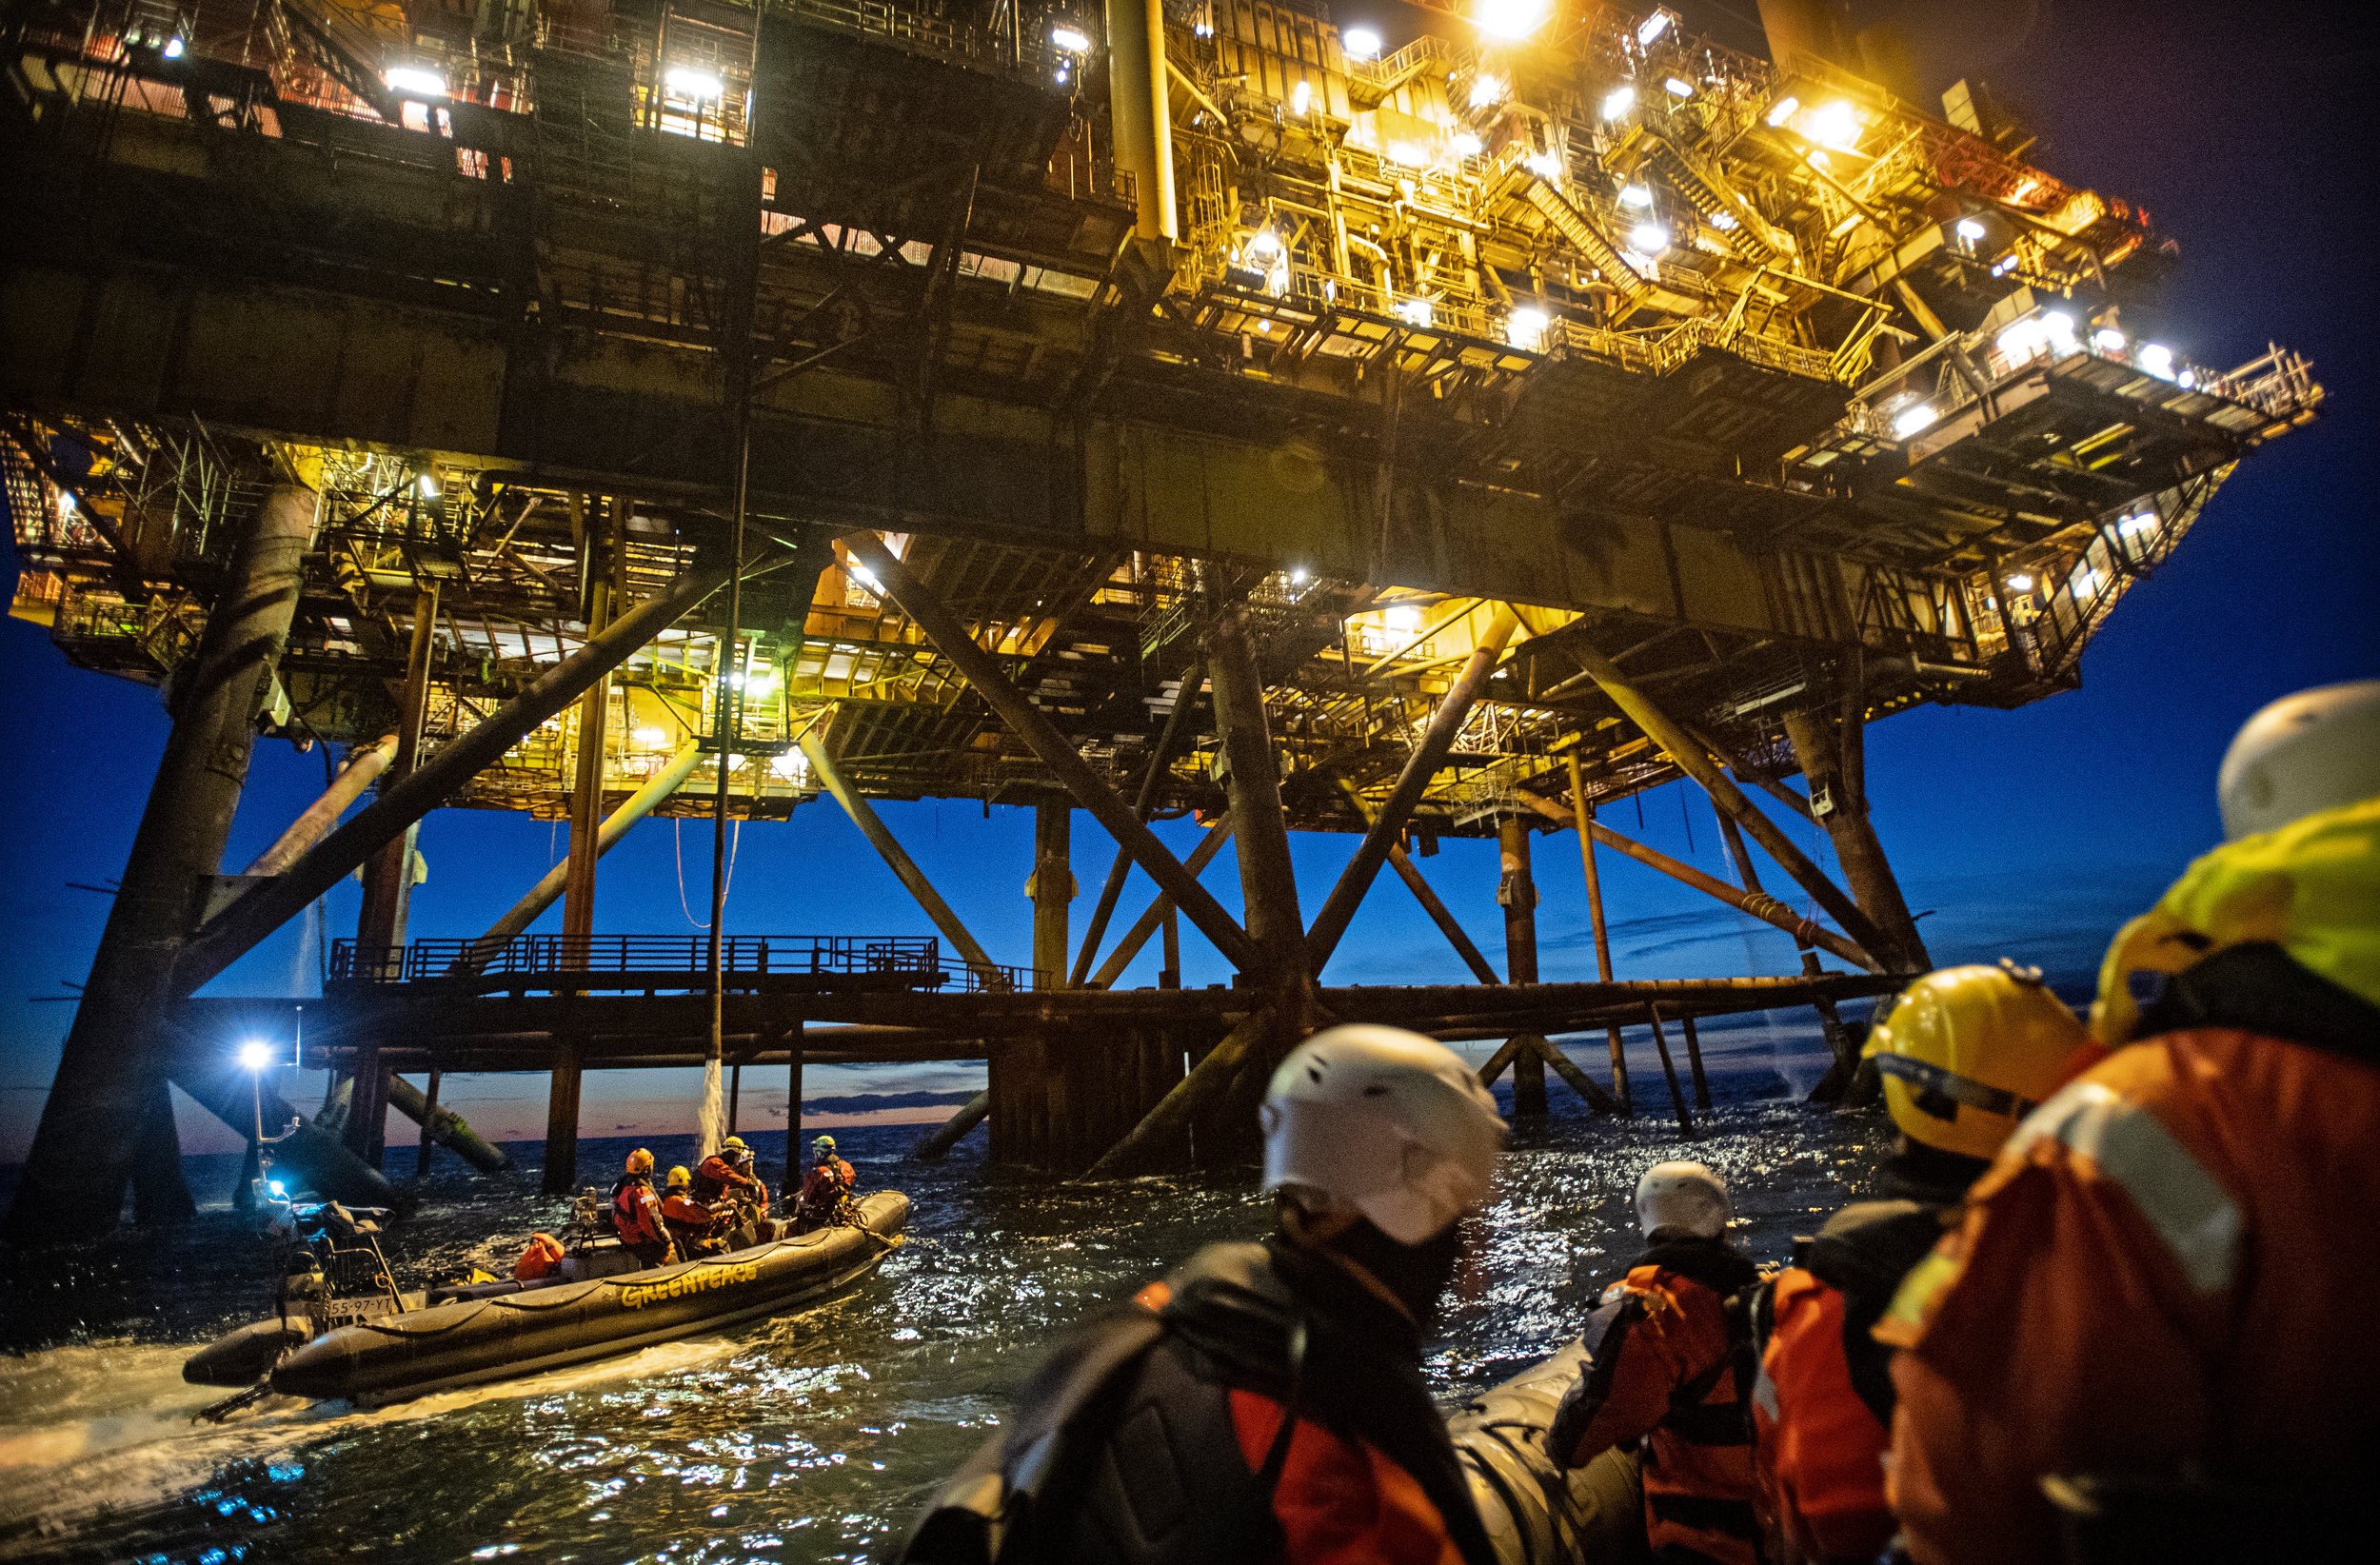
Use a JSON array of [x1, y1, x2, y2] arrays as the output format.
[[1765, 95, 1799, 127], [2092, 327, 2126, 352], [1470, 73, 1506, 109], [1396, 297, 1436, 328], [2071, 567, 2098, 596], [386, 67, 447, 97], [1507, 306, 1551, 349], [2006, 574, 2033, 591], [1709, 211, 1739, 231], [1637, 12, 1673, 46], [238, 1040, 274, 1072], [164, 36, 185, 58], [1247, 228, 1282, 257], [2137, 343, 2176, 379], [417, 473, 438, 498], [1627, 221, 1670, 255], [1663, 77, 1694, 98], [1290, 567, 1310, 585], [1526, 150, 1563, 179], [1292, 79, 1313, 114], [1476, 0, 1551, 41], [1050, 26, 1090, 51], [56, 490, 74, 514], [1342, 27, 1381, 60], [268, 1179, 287, 1198], [1954, 217, 1987, 242], [635, 726, 667, 747], [665, 67, 724, 100], [1893, 403, 1938, 439], [1601, 84, 1636, 120], [1618, 184, 1653, 208], [1803, 99, 1860, 149], [2118, 512, 2158, 535], [1385, 605, 1423, 631], [1452, 131, 1484, 157]]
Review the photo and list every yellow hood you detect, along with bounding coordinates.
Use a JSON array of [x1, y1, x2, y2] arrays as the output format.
[[2092, 794, 2380, 1045]]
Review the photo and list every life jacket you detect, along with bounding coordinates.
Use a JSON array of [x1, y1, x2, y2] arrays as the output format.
[[661, 1192, 716, 1232], [693, 1154, 759, 1204], [1551, 1234, 1762, 1565], [513, 1232, 566, 1281], [897, 1238, 1497, 1565], [610, 1174, 664, 1245], [1744, 1200, 1949, 1565]]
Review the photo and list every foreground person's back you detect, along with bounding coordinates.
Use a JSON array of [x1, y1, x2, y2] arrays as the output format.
[[900, 1025, 1508, 1565]]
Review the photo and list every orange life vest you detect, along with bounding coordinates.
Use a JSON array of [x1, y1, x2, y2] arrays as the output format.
[[610, 1174, 664, 1245], [513, 1232, 566, 1281]]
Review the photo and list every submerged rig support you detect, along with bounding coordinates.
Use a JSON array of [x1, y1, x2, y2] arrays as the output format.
[[1569, 755, 1631, 1116], [3, 484, 315, 1242], [1498, 816, 1548, 1120], [1783, 704, 1934, 976]]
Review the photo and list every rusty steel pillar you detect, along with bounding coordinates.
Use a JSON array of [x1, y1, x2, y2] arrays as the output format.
[[1499, 816, 1547, 1119], [542, 1033, 585, 1196], [3, 483, 316, 1241], [561, 500, 617, 954], [1782, 707, 1933, 974], [1568, 755, 1631, 1115]]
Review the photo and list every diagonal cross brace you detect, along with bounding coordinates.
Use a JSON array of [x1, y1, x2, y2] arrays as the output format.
[[174, 559, 734, 997], [843, 532, 1258, 975]]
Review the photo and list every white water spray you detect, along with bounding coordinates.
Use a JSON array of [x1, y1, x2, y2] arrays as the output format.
[[697, 1057, 724, 1158]]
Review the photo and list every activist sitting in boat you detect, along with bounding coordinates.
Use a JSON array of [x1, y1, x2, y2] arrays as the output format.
[[661, 1165, 727, 1257], [610, 1148, 674, 1267], [793, 1135, 857, 1235], [693, 1136, 768, 1213]]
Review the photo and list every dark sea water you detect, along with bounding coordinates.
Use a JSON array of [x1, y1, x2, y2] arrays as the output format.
[[0, 1022, 1893, 1564]]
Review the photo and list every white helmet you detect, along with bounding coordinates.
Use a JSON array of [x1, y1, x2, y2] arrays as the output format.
[[2217, 681, 2380, 842], [1636, 1160, 1730, 1240], [1260, 1025, 1507, 1245]]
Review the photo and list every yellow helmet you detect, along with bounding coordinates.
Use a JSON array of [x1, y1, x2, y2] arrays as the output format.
[[626, 1148, 655, 1174], [720, 1136, 747, 1154], [1865, 964, 2092, 1159], [666, 1165, 692, 1188]]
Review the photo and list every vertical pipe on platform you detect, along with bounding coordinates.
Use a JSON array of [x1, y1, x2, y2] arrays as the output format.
[[1030, 802, 1073, 1167], [562, 496, 618, 958], [1498, 816, 1546, 1119], [1568, 754, 1631, 1116], [350, 581, 440, 1168], [704, 453, 750, 1161], [417, 1064, 442, 1179], [1102, 0, 1176, 244], [728, 1062, 742, 1139], [786, 1019, 804, 1192]]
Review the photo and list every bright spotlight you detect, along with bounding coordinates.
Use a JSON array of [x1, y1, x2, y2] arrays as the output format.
[[635, 726, 667, 747], [1663, 77, 1694, 98], [1893, 403, 1938, 439], [2137, 343, 2176, 379], [2117, 512, 2158, 535], [1627, 221, 1670, 255], [1290, 567, 1310, 585], [1507, 306, 1551, 349], [417, 473, 439, 498], [1526, 150, 1563, 179], [2093, 327, 2126, 352], [1452, 131, 1483, 156], [2006, 574, 2033, 591], [1765, 95, 1799, 128], [1385, 605, 1422, 631], [1247, 228, 1282, 257], [1050, 26, 1090, 51], [1954, 217, 1987, 242], [1293, 79, 1314, 114], [163, 36, 185, 58], [1469, 74, 1504, 109], [1395, 297, 1436, 328], [1802, 99, 1860, 149], [238, 1040, 274, 1072], [268, 1179, 287, 1198], [1342, 27, 1381, 60], [385, 68, 447, 97], [1618, 184, 1654, 208], [664, 67, 724, 99], [1475, 0, 1551, 41], [1709, 211, 1739, 230], [1600, 85, 1636, 120], [1637, 13, 1672, 45]]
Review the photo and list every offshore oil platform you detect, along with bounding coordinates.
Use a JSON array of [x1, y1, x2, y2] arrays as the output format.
[[0, 0, 2322, 1235]]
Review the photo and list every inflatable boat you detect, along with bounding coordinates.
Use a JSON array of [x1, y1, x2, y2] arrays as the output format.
[[1450, 1337, 1651, 1565], [187, 1190, 911, 1407]]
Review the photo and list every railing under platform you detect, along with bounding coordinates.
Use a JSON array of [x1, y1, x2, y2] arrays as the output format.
[[327, 934, 1043, 996]]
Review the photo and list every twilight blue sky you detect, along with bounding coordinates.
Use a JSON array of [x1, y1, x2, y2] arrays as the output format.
[[2, 0, 2372, 1157]]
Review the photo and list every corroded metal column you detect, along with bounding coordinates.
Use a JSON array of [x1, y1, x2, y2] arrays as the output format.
[[1498, 816, 1547, 1119], [1569, 753, 1630, 1115], [1783, 707, 1934, 975], [3, 483, 315, 1240], [1102, 0, 1176, 244], [562, 497, 619, 952]]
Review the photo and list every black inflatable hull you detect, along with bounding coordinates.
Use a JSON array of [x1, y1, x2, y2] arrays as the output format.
[[256, 1191, 910, 1405], [1449, 1337, 1652, 1565]]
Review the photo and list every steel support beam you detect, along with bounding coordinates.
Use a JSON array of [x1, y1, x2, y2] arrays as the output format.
[[175, 559, 735, 994], [1071, 653, 1205, 986], [1337, 779, 1501, 986], [3, 483, 315, 1242], [911, 1090, 991, 1159], [1498, 815, 1547, 1119], [1520, 787, 1883, 974], [1208, 607, 1307, 980], [244, 735, 396, 877], [1568, 638, 1894, 964], [470, 742, 704, 960], [1086, 815, 1235, 989], [1568, 753, 1630, 1115], [1783, 705, 1933, 974], [802, 732, 1006, 984], [845, 531, 1257, 973], [1078, 1005, 1277, 1181], [1307, 604, 1521, 970]]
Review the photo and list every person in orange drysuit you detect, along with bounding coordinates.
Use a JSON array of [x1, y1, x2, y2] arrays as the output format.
[[1550, 1160, 1761, 1565], [1741, 963, 2093, 1565], [793, 1135, 856, 1234], [609, 1147, 674, 1268], [660, 1164, 724, 1257], [1881, 682, 2380, 1564], [693, 1135, 768, 1213], [896, 1026, 1508, 1565]]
